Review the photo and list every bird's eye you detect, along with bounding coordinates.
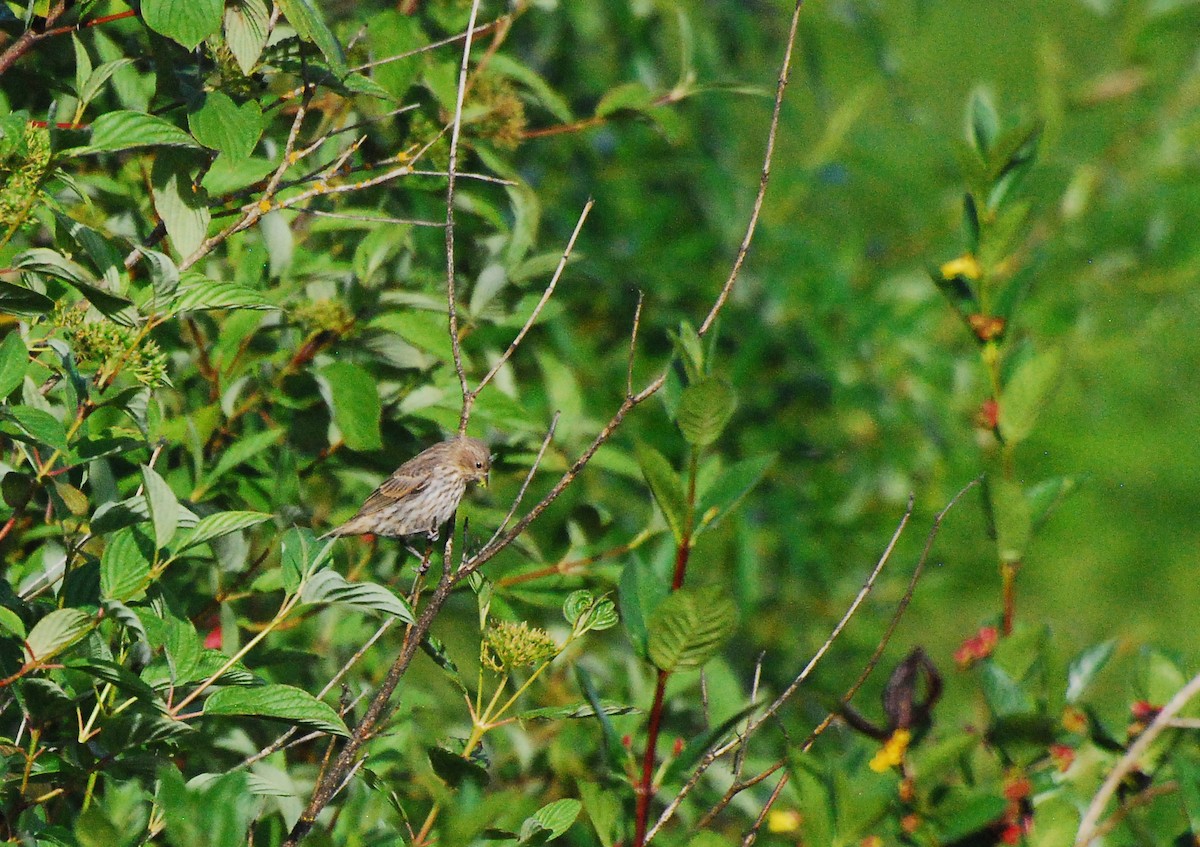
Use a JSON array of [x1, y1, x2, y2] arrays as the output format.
[[475, 461, 483, 469]]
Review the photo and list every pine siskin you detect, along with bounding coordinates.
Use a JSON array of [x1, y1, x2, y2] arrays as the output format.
[[327, 436, 491, 540]]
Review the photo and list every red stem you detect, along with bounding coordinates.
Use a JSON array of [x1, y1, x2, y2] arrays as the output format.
[[634, 451, 697, 845]]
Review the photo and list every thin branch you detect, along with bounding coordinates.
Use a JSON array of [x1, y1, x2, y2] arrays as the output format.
[[478, 414, 560, 555], [461, 199, 593, 429], [741, 772, 790, 847], [1076, 672, 1200, 846], [0, 2, 68, 78], [627, 292, 644, 399], [458, 375, 664, 578], [234, 619, 397, 771], [697, 0, 804, 338], [351, 17, 509, 73], [446, 0, 484, 433]]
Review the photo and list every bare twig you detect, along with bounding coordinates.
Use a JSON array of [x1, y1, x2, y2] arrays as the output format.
[[445, 0, 484, 427], [0, 2, 68, 78], [1076, 672, 1200, 846], [741, 772, 790, 847], [351, 17, 509, 73], [697, 1, 804, 338], [627, 291, 644, 398], [459, 199, 594, 429], [478, 413, 560, 555]]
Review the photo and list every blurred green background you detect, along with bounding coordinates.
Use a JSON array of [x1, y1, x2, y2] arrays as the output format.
[[514, 0, 1200, 693]]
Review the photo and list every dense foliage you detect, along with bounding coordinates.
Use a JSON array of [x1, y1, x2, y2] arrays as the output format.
[[0, 1, 1197, 846]]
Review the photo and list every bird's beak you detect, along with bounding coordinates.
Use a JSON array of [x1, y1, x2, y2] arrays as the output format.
[[480, 471, 489, 488]]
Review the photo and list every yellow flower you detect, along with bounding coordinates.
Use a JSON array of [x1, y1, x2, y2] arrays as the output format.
[[869, 729, 912, 773], [767, 809, 803, 833], [940, 254, 982, 280]]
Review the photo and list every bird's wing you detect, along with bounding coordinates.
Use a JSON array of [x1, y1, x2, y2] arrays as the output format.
[[354, 471, 430, 515]]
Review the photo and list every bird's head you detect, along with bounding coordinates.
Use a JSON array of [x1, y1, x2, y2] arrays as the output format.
[[452, 437, 491, 486]]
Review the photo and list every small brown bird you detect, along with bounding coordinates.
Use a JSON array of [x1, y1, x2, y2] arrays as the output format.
[[326, 436, 491, 540]]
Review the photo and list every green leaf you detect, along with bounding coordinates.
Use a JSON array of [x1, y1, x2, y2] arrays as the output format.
[[223, 0, 271, 75], [140, 465, 179, 549], [595, 81, 655, 118], [4, 405, 68, 452], [299, 570, 415, 623], [579, 782, 621, 847], [372, 311, 453, 359], [428, 746, 489, 788], [676, 377, 736, 447], [1173, 752, 1200, 837], [280, 528, 332, 594], [0, 281, 54, 315], [978, 661, 1036, 717], [966, 87, 999, 156], [988, 477, 1030, 564], [1136, 647, 1186, 706], [320, 362, 383, 451], [935, 793, 1009, 843], [512, 701, 638, 722], [999, 348, 1062, 444], [0, 606, 26, 640], [647, 586, 736, 673], [14, 248, 137, 325], [152, 151, 211, 260], [619, 555, 669, 659], [1066, 640, 1116, 704], [277, 0, 348, 76], [187, 91, 264, 158], [175, 511, 272, 552], [79, 58, 134, 109], [74, 110, 200, 154], [528, 799, 580, 841], [695, 454, 775, 534], [0, 332, 28, 398], [204, 684, 349, 736], [635, 444, 687, 543], [25, 608, 94, 663], [194, 428, 283, 497], [100, 527, 154, 602], [167, 272, 275, 313], [66, 658, 161, 706], [563, 590, 618, 634], [489, 54, 573, 123], [142, 0, 222, 50]]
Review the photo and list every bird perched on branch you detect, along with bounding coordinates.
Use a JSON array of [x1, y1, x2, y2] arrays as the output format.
[[325, 436, 491, 540]]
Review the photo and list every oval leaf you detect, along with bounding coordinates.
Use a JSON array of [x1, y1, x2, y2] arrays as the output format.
[[320, 362, 382, 452], [0, 332, 28, 398], [204, 684, 348, 736], [76, 110, 200, 154], [175, 511, 271, 552], [25, 608, 94, 663], [100, 527, 154, 602], [998, 348, 1062, 444], [635, 444, 687, 543], [141, 465, 179, 548], [676, 377, 736, 447], [647, 586, 736, 673], [142, 0, 223, 50], [299, 570, 415, 623]]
